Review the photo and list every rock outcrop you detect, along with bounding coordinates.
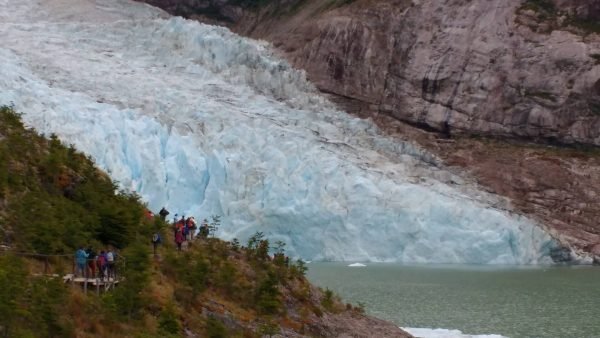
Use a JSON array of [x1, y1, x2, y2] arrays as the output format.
[[139, 0, 600, 146]]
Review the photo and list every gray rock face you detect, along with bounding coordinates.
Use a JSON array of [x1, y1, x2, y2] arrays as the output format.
[[285, 0, 600, 145], [137, 0, 600, 146]]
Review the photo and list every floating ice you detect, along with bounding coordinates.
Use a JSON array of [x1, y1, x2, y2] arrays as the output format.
[[348, 263, 367, 267], [402, 327, 507, 338], [0, 0, 557, 263]]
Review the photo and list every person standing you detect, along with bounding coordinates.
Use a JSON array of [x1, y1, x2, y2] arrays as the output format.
[[175, 229, 184, 251], [106, 249, 116, 279], [97, 250, 107, 280], [159, 207, 169, 221], [85, 246, 97, 278], [152, 232, 162, 256], [75, 247, 88, 277]]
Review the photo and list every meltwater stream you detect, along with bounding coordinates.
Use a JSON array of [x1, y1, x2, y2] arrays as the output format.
[[0, 0, 557, 263]]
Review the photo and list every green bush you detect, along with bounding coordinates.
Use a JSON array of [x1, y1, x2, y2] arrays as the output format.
[[110, 242, 151, 319], [205, 315, 228, 338], [0, 255, 68, 338], [158, 303, 181, 335], [321, 288, 334, 311]]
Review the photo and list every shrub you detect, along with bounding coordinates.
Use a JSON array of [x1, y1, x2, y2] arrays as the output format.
[[255, 271, 281, 314], [321, 288, 335, 311], [111, 242, 151, 319], [158, 303, 180, 335], [205, 315, 227, 338]]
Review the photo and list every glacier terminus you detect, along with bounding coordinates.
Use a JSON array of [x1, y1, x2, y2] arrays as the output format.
[[0, 0, 558, 264]]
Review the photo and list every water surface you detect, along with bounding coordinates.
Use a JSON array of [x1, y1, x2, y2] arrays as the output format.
[[307, 263, 600, 338]]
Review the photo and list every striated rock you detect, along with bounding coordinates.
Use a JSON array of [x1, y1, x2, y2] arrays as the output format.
[[137, 0, 600, 146]]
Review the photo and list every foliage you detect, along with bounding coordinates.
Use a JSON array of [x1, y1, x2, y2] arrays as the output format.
[[163, 250, 209, 297], [321, 288, 335, 311], [521, 0, 556, 13], [207, 215, 221, 237], [246, 231, 264, 251], [109, 242, 151, 319], [354, 301, 366, 314], [230, 238, 240, 251], [289, 259, 308, 279], [257, 320, 280, 337], [158, 303, 181, 335], [0, 105, 145, 252], [0, 105, 361, 337], [518, 0, 600, 35], [255, 270, 282, 314], [0, 255, 68, 338], [204, 315, 228, 338], [0, 255, 27, 338]]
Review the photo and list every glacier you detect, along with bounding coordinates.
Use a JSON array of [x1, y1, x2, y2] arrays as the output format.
[[0, 0, 557, 263]]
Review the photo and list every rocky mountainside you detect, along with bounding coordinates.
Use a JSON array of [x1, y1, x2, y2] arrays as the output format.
[[137, 0, 600, 261], [140, 0, 600, 146]]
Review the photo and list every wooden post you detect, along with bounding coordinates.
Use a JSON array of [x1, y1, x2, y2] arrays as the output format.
[[44, 257, 49, 275], [83, 262, 88, 294]]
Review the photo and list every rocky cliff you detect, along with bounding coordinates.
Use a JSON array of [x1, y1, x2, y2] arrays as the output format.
[[140, 0, 600, 146], [136, 0, 600, 260]]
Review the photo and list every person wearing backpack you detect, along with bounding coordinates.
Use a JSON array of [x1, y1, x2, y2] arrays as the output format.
[[152, 232, 162, 256]]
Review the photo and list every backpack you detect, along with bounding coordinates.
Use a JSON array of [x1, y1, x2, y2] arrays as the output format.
[[153, 233, 161, 244], [106, 252, 114, 262]]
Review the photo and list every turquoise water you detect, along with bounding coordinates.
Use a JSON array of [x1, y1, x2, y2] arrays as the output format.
[[306, 263, 600, 338]]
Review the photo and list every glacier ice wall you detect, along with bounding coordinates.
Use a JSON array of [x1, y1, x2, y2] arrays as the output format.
[[0, 0, 557, 263]]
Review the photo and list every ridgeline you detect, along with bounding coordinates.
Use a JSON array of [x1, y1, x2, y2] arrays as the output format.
[[0, 106, 410, 337]]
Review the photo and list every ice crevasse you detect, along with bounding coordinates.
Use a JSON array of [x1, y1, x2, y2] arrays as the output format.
[[0, 0, 557, 263]]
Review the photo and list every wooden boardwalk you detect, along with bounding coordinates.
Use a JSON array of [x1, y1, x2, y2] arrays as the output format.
[[63, 274, 121, 294]]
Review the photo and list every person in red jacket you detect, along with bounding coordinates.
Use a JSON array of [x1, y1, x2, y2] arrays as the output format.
[[175, 229, 184, 251]]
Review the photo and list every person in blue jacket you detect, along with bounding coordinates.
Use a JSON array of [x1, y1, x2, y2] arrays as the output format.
[[75, 246, 89, 277]]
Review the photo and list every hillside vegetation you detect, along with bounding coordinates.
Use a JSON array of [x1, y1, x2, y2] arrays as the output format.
[[0, 106, 409, 338]]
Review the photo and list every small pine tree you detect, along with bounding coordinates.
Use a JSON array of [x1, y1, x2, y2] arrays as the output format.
[[255, 271, 281, 315], [321, 288, 335, 311], [247, 231, 264, 251], [230, 238, 240, 251], [289, 259, 308, 279], [207, 215, 221, 238]]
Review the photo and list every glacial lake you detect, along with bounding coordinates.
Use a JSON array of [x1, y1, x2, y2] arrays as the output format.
[[306, 263, 600, 338]]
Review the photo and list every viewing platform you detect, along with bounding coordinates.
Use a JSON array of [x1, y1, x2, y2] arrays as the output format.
[[63, 274, 121, 293]]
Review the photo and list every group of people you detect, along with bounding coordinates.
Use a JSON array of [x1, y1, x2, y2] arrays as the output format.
[[152, 207, 211, 252], [75, 246, 116, 279], [173, 215, 211, 250]]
